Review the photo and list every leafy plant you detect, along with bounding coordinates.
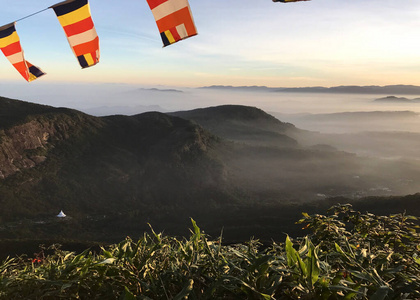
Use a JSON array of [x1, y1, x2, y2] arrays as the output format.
[[0, 205, 419, 299], [297, 204, 420, 299]]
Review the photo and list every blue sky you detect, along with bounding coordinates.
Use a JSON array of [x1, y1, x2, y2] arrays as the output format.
[[1, 0, 420, 87]]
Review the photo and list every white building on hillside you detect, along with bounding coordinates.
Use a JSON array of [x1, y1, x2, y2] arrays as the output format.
[[57, 210, 66, 218]]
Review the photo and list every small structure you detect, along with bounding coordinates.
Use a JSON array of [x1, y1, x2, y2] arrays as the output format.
[[56, 210, 66, 218]]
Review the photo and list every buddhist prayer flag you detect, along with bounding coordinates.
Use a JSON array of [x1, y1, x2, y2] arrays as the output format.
[[0, 23, 45, 82], [146, 0, 197, 47], [51, 0, 99, 68]]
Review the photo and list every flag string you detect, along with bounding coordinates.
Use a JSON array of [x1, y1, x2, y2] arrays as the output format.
[[14, 7, 51, 23]]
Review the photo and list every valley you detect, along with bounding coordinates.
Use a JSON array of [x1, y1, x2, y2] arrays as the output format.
[[1, 96, 420, 258]]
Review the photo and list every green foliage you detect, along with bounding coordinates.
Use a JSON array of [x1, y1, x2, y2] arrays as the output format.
[[297, 204, 420, 299], [0, 206, 419, 299]]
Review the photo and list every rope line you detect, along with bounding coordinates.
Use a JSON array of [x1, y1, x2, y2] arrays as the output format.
[[14, 7, 50, 23]]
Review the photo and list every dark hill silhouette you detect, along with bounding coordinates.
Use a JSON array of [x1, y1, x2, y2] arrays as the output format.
[[0, 96, 227, 222], [0, 97, 65, 129], [374, 96, 420, 103], [169, 105, 299, 147]]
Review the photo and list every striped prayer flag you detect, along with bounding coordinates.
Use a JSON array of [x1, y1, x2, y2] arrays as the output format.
[[0, 23, 45, 82], [51, 0, 99, 68], [146, 0, 197, 47]]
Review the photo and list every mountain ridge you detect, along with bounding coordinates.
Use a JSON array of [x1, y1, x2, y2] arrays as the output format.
[[201, 84, 420, 95], [375, 95, 420, 103], [169, 105, 299, 148]]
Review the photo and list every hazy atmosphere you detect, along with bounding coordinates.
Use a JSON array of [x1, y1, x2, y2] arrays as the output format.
[[2, 80, 420, 135]]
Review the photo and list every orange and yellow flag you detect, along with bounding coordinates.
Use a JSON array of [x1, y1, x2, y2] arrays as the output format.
[[0, 23, 45, 82], [146, 0, 197, 47], [51, 0, 99, 68]]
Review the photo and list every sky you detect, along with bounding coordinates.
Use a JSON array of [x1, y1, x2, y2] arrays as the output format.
[[0, 0, 420, 88]]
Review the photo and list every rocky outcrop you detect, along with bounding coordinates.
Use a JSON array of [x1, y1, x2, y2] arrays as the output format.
[[0, 120, 49, 178], [0, 111, 103, 179]]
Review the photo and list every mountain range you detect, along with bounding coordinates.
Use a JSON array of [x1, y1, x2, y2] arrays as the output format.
[[1, 96, 420, 252], [201, 84, 420, 95]]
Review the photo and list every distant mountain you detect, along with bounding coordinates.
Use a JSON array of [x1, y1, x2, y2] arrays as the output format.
[[375, 96, 420, 103], [277, 85, 420, 94], [199, 85, 272, 92], [138, 88, 183, 93], [201, 84, 420, 95]]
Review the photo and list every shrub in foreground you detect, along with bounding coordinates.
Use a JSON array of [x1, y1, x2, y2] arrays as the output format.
[[0, 204, 419, 299]]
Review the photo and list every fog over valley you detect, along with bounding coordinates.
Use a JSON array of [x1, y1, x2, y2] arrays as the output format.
[[2, 81, 420, 117], [2, 81, 420, 158], [1, 83, 420, 198]]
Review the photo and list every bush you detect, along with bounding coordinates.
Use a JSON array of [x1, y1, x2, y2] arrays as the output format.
[[0, 205, 419, 299]]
